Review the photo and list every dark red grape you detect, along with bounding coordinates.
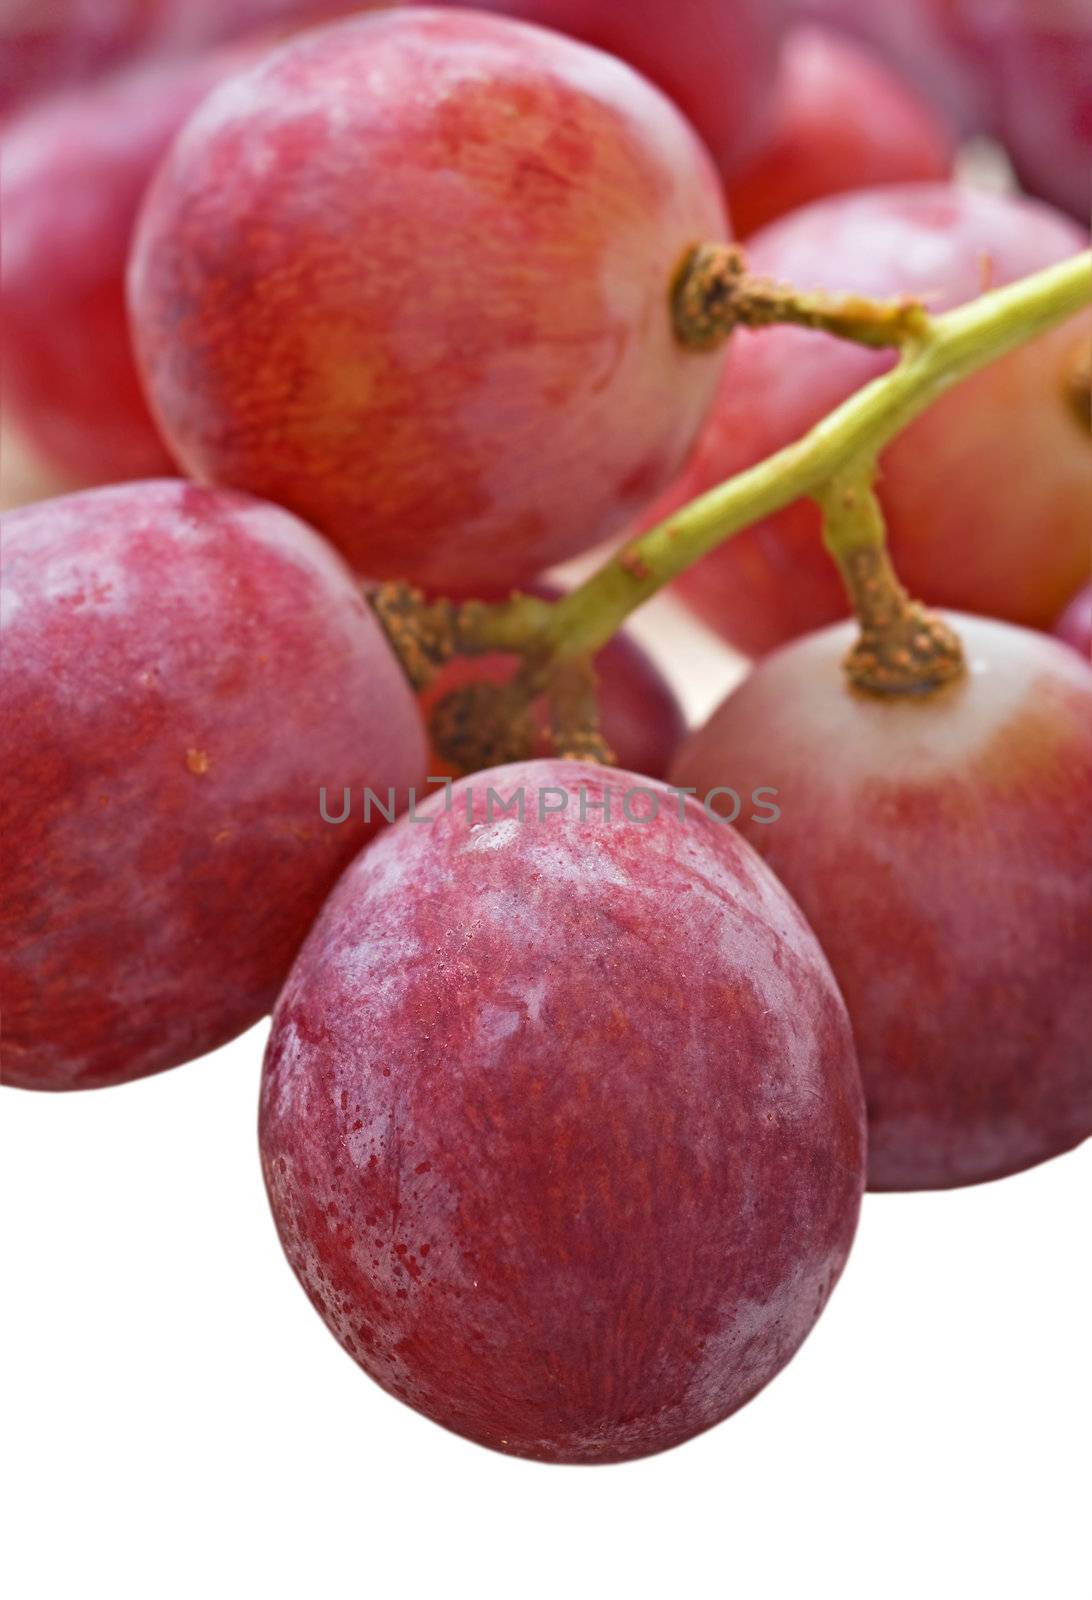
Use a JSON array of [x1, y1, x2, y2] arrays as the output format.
[[0, 481, 426, 1091], [0, 0, 386, 120], [726, 25, 954, 237], [976, 0, 1092, 222], [673, 613, 1092, 1190], [1, 44, 264, 485], [790, 0, 1092, 219], [784, 0, 994, 130], [260, 758, 865, 1461]]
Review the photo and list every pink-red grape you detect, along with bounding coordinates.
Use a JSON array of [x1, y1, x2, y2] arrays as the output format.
[[1, 44, 264, 485], [429, 0, 784, 179], [420, 584, 685, 779], [784, 0, 994, 130], [260, 758, 864, 1462], [0, 481, 426, 1092], [975, 0, 1092, 222], [790, 0, 1092, 219], [650, 186, 1091, 657], [673, 613, 1092, 1190], [726, 25, 954, 237], [129, 8, 729, 594], [1055, 583, 1092, 659], [0, 0, 387, 121]]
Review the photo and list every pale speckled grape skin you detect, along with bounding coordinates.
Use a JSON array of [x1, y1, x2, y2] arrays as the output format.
[[1, 44, 265, 485], [651, 186, 1092, 657], [259, 760, 866, 1464], [430, 0, 783, 180], [0, 481, 427, 1091], [1055, 583, 1092, 661], [726, 25, 954, 238], [672, 614, 1092, 1190], [129, 8, 729, 594]]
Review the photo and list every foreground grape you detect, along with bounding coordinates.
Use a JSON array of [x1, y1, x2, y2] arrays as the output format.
[[725, 25, 954, 237], [2, 44, 264, 485], [0, 481, 426, 1091], [651, 186, 1091, 656], [260, 760, 865, 1462], [431, 0, 783, 179], [129, 8, 728, 594], [673, 614, 1092, 1190]]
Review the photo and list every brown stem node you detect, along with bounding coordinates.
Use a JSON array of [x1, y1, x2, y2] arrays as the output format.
[[546, 659, 615, 766], [839, 545, 965, 696], [672, 241, 930, 353], [369, 581, 457, 689], [429, 681, 535, 773]]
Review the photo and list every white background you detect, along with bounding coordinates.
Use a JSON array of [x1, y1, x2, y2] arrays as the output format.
[[2, 589, 1089, 1600]]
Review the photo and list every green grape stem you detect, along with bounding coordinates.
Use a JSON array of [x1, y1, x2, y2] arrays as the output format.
[[373, 250, 1090, 766], [541, 249, 1090, 661]]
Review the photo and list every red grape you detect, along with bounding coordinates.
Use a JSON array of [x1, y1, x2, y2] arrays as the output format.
[[784, 0, 994, 131], [0, 481, 427, 1091], [260, 758, 864, 1462], [790, 0, 1092, 220], [726, 25, 954, 237], [129, 8, 729, 594], [650, 186, 1092, 657], [672, 613, 1092, 1190], [0, 0, 387, 121], [1, 44, 265, 486], [1055, 583, 1092, 659], [429, 0, 784, 179], [974, 0, 1092, 222], [420, 584, 685, 778]]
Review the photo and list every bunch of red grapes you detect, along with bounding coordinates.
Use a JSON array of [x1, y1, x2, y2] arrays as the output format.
[[2, 1, 1089, 1466]]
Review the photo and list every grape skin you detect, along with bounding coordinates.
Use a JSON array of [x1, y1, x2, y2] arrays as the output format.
[[1, 44, 266, 486], [0, 481, 427, 1091], [129, 8, 729, 594], [429, 0, 784, 180], [672, 613, 1092, 1190], [726, 24, 954, 238], [260, 759, 865, 1463]]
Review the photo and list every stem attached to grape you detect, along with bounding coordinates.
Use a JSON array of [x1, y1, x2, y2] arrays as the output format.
[[816, 466, 964, 695], [372, 249, 1091, 765], [671, 242, 932, 352], [542, 249, 1091, 662]]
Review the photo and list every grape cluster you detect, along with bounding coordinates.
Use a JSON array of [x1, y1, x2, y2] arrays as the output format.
[[2, 1, 1089, 1465]]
